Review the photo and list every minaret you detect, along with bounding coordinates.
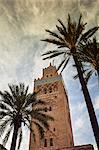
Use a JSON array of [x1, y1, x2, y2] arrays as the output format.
[[29, 63, 74, 150]]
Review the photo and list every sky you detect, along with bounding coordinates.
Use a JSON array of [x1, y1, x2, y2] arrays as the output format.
[[0, 0, 99, 150]]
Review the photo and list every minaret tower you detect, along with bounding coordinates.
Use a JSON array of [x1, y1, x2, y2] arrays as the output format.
[[29, 63, 74, 150]]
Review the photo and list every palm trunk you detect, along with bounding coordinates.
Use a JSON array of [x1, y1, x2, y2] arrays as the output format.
[[10, 124, 19, 150], [73, 55, 99, 149], [97, 69, 99, 85]]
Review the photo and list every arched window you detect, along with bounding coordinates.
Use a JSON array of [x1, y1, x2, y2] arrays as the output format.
[[50, 138, 53, 146], [49, 106, 52, 111], [53, 128, 55, 131], [45, 107, 48, 112], [44, 88, 47, 94], [44, 139, 47, 147]]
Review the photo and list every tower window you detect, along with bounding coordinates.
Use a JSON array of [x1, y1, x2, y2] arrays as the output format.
[[49, 106, 52, 111], [44, 139, 47, 147], [53, 128, 55, 131], [49, 87, 52, 93], [45, 107, 48, 112], [50, 138, 53, 146], [44, 88, 47, 94]]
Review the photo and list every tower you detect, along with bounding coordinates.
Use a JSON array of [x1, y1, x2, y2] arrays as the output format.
[[29, 63, 74, 150]]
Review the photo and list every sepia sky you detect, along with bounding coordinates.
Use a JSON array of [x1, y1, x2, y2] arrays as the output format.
[[0, 0, 99, 150]]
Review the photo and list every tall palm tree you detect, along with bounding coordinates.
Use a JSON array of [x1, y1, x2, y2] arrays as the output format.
[[41, 15, 99, 148], [0, 83, 53, 150]]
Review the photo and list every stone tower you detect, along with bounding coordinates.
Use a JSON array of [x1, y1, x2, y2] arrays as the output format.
[[29, 63, 74, 150]]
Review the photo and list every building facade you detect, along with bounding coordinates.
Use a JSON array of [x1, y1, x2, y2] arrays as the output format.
[[29, 64, 94, 150]]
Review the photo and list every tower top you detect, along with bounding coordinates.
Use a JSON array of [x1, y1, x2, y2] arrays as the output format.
[[42, 63, 58, 79]]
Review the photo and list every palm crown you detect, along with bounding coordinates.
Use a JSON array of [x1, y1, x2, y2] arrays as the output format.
[[42, 14, 98, 72], [0, 83, 53, 150], [79, 37, 99, 83]]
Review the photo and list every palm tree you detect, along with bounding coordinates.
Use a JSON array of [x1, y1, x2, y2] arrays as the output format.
[[0, 83, 53, 150], [41, 15, 99, 148], [77, 37, 99, 84]]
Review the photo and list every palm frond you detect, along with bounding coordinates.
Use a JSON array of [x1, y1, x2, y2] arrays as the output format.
[[80, 26, 99, 42], [76, 14, 86, 41], [3, 125, 13, 146], [61, 57, 70, 72], [41, 39, 66, 47], [56, 25, 66, 37], [85, 70, 94, 84], [42, 50, 59, 56], [45, 29, 64, 41], [24, 85, 29, 96], [8, 84, 16, 98], [33, 107, 49, 112], [43, 51, 65, 60], [32, 99, 46, 108], [19, 83, 25, 95], [0, 119, 11, 137], [23, 93, 35, 109], [23, 121, 36, 141], [33, 121, 45, 139], [31, 111, 54, 128], [0, 91, 14, 108], [0, 102, 12, 112], [58, 19, 67, 32]]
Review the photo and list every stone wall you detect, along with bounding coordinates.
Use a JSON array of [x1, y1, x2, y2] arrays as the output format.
[[56, 144, 94, 150]]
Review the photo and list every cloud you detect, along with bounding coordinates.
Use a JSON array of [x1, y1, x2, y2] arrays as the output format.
[[94, 96, 99, 111], [75, 118, 84, 129]]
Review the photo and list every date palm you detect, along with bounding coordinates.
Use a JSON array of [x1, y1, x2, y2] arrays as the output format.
[[41, 15, 99, 148], [78, 37, 99, 84], [0, 83, 53, 150]]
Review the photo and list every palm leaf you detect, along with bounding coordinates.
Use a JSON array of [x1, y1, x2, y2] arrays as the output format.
[[0, 103, 10, 112], [33, 121, 45, 139], [33, 107, 49, 112], [0, 91, 14, 108], [3, 125, 13, 146], [45, 29, 64, 41], [80, 26, 99, 42], [76, 14, 86, 40], [58, 19, 67, 32], [61, 57, 70, 72], [56, 25, 66, 37], [32, 111, 54, 123], [41, 39, 65, 46], [8, 84, 16, 98], [57, 58, 67, 71], [85, 70, 94, 84], [0, 119, 11, 137], [23, 121, 36, 141], [42, 50, 59, 56], [43, 52, 65, 60], [32, 99, 46, 107]]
